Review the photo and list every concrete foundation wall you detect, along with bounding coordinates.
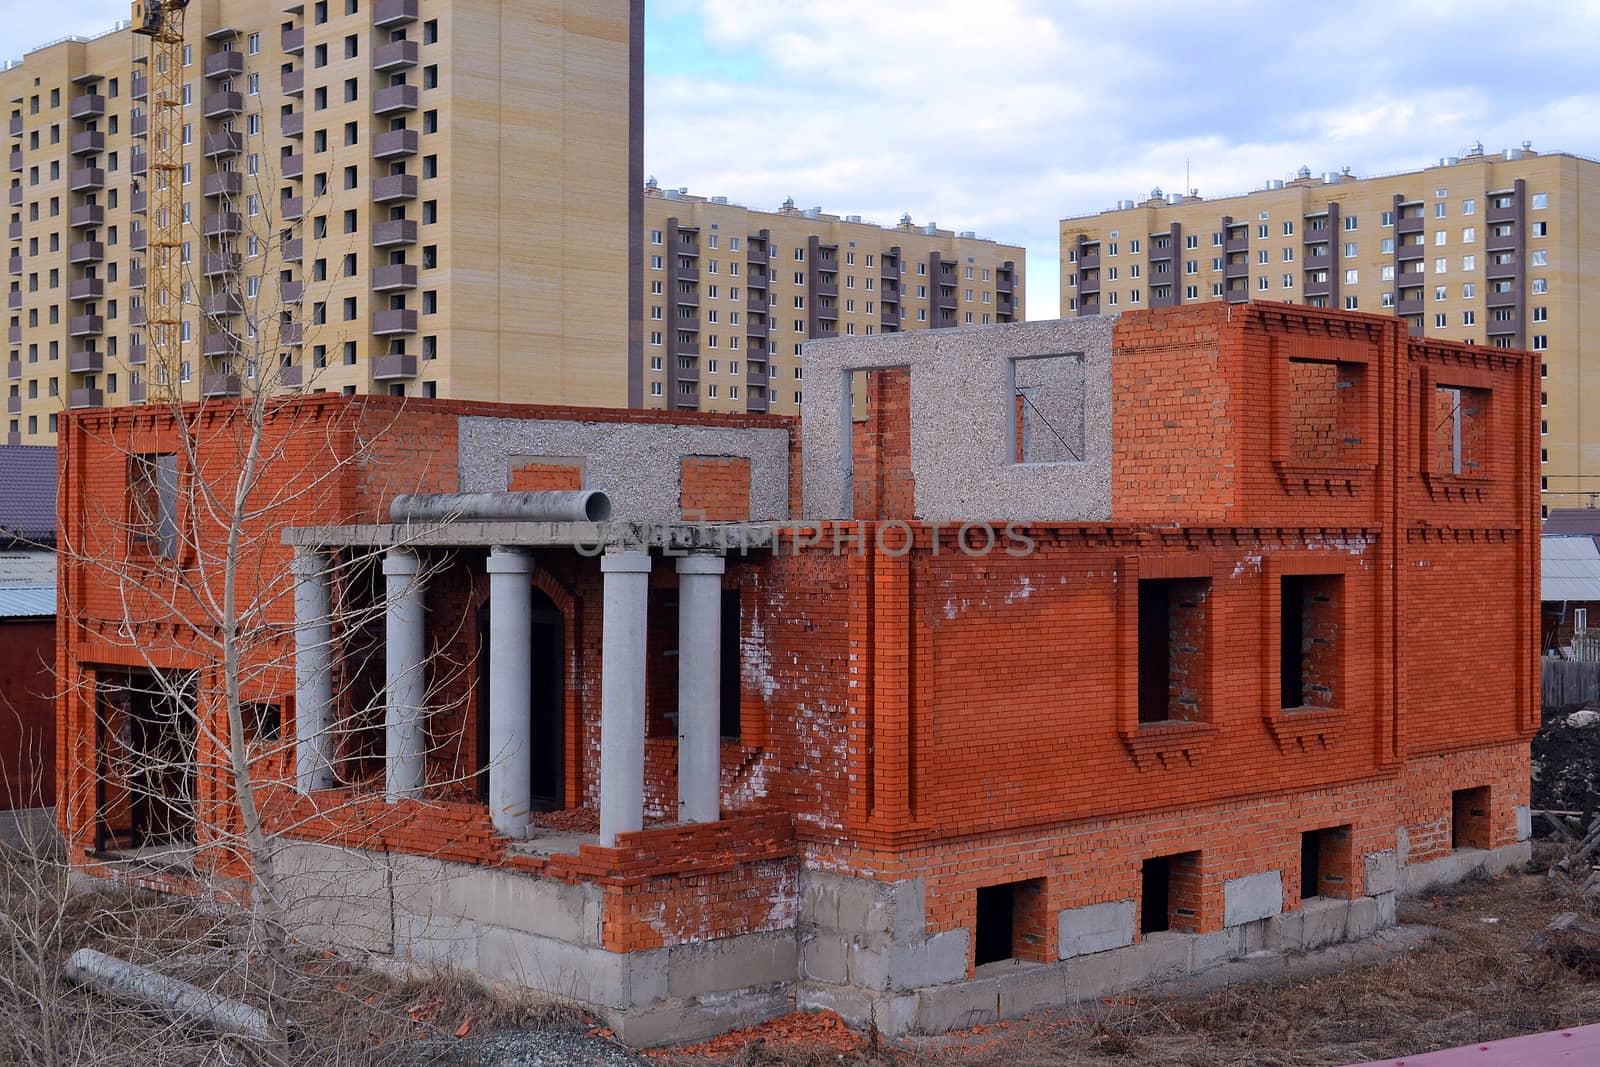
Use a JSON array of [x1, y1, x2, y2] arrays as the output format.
[[801, 318, 1117, 522], [456, 415, 792, 523]]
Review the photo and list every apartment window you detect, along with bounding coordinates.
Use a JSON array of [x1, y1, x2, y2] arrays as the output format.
[[314, 0, 328, 22], [1434, 313, 1448, 328], [1532, 250, 1549, 267], [650, 255, 663, 270], [1533, 306, 1548, 322], [1344, 296, 1359, 311], [1433, 258, 1447, 274], [1282, 221, 1294, 236], [1531, 222, 1548, 237], [343, 341, 356, 366], [424, 65, 439, 90], [1279, 273, 1292, 289], [1381, 292, 1395, 308], [247, 32, 261, 55], [1433, 203, 1446, 219], [1257, 224, 1269, 239], [1461, 198, 1475, 216], [1533, 278, 1548, 295], [1137, 577, 1210, 725], [314, 43, 328, 68], [423, 201, 438, 225], [1533, 335, 1548, 351], [1185, 260, 1197, 275], [1463, 311, 1475, 326], [344, 34, 359, 59], [424, 18, 439, 44], [1343, 215, 1358, 231], [1435, 286, 1447, 302], [1381, 210, 1395, 227], [1462, 282, 1475, 298], [423, 155, 437, 179], [1461, 227, 1475, 243], [314, 87, 328, 112], [1185, 285, 1198, 300], [248, 72, 261, 96], [1257, 249, 1269, 265], [1531, 193, 1549, 210], [1435, 230, 1447, 246], [1129, 239, 1140, 254], [1212, 283, 1224, 297], [423, 110, 438, 134], [1185, 234, 1198, 250], [422, 291, 437, 314], [1461, 255, 1475, 271], [1344, 269, 1357, 284]]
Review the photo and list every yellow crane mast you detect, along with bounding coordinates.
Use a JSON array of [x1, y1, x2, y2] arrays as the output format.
[[131, 0, 189, 401]]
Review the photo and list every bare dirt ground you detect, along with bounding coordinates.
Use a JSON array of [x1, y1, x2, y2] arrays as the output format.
[[653, 853, 1600, 1067]]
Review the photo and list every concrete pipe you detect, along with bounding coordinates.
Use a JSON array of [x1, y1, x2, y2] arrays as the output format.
[[65, 948, 274, 1041], [389, 490, 612, 525]]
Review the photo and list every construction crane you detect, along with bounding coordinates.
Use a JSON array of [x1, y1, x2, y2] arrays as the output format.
[[131, 0, 189, 401]]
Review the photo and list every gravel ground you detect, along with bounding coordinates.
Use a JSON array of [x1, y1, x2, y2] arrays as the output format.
[[418, 1026, 649, 1066]]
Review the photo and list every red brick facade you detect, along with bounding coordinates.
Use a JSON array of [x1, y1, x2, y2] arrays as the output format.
[[53, 304, 1536, 995]]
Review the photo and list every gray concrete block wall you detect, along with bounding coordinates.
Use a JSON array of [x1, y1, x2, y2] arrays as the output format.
[[457, 415, 792, 523], [800, 319, 1117, 522]]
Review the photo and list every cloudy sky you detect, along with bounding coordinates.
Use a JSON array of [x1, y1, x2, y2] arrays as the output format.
[[16, 1, 1600, 317]]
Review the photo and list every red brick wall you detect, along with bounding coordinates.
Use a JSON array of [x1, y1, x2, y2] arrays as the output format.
[[851, 368, 914, 520], [0, 619, 54, 810], [509, 463, 583, 492], [679, 456, 751, 521]]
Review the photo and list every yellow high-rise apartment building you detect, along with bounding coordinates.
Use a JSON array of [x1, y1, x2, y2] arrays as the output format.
[[642, 182, 1024, 414], [1058, 147, 1600, 515], [4, 0, 641, 445]]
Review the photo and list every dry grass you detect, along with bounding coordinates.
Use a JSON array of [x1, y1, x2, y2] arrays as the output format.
[[661, 862, 1600, 1067]]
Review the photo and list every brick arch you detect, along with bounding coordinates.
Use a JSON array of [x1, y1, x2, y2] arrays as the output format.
[[528, 566, 584, 811]]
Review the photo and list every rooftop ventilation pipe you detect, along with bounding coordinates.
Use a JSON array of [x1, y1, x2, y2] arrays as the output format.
[[389, 490, 613, 525]]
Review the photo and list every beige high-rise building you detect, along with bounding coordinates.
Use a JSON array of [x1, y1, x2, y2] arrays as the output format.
[[641, 183, 1024, 414], [1058, 148, 1600, 516], [4, 0, 642, 446]]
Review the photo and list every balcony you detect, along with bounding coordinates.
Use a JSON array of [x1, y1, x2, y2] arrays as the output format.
[[202, 92, 244, 119], [278, 364, 302, 389], [281, 195, 304, 220], [68, 350, 104, 374], [814, 274, 839, 297], [5, 290, 18, 311], [130, 113, 148, 138], [69, 241, 105, 264], [282, 69, 305, 98], [5, 326, 17, 345], [373, 39, 420, 72], [282, 153, 304, 179], [5, 396, 19, 415], [372, 174, 419, 203], [69, 94, 106, 121], [280, 280, 304, 303], [372, 308, 418, 335], [280, 321, 305, 345], [7, 115, 20, 137], [131, 229, 147, 251], [880, 307, 901, 328], [1396, 214, 1424, 236], [935, 288, 957, 311], [745, 316, 768, 339], [5, 359, 18, 379], [1485, 231, 1518, 254], [746, 291, 768, 313], [7, 149, 20, 173], [203, 291, 243, 317], [1395, 296, 1424, 315], [129, 306, 147, 327], [7, 185, 20, 207], [673, 232, 699, 255], [132, 73, 148, 100], [129, 380, 147, 403], [1486, 199, 1519, 225], [203, 51, 244, 80], [202, 374, 242, 398], [371, 264, 418, 291], [283, 239, 304, 262], [8, 255, 22, 276], [5, 220, 17, 241], [69, 314, 104, 336], [69, 204, 104, 228], [371, 353, 417, 379], [372, 129, 418, 160], [129, 340, 147, 365], [204, 132, 243, 157], [69, 388, 104, 409], [1303, 250, 1332, 270], [282, 112, 304, 138], [69, 130, 105, 157], [202, 333, 240, 358], [1485, 259, 1521, 282], [372, 85, 420, 116], [369, 220, 416, 246], [69, 168, 106, 192], [1395, 241, 1425, 261], [202, 212, 243, 237], [67, 277, 104, 301], [131, 153, 148, 177], [674, 337, 700, 358], [204, 252, 242, 277], [203, 171, 242, 200], [130, 266, 147, 289], [374, 0, 421, 28], [282, 26, 305, 55], [131, 189, 148, 214]]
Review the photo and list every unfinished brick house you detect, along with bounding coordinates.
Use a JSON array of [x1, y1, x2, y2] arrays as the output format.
[[55, 302, 1538, 1043]]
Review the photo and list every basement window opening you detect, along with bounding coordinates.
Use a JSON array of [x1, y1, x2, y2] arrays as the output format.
[[1300, 825, 1350, 901], [1141, 851, 1201, 936], [1137, 577, 1210, 725], [1451, 786, 1491, 851], [974, 877, 1046, 966]]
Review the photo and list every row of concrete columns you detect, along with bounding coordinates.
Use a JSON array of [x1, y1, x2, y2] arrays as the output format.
[[290, 546, 726, 846]]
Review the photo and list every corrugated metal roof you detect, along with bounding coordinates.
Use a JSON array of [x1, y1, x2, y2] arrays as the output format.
[[0, 585, 54, 619], [1545, 508, 1600, 536], [1542, 535, 1600, 602], [0, 445, 58, 545]]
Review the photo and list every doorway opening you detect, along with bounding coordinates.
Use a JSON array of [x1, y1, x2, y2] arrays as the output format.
[[94, 670, 198, 857]]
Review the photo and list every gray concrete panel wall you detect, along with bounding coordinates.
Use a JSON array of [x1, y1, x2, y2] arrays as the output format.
[[800, 318, 1116, 522], [457, 416, 792, 523]]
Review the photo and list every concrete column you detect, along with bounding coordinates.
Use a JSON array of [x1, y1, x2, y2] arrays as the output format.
[[676, 554, 725, 823], [384, 548, 426, 803], [486, 547, 533, 838], [292, 548, 335, 792], [598, 550, 651, 847]]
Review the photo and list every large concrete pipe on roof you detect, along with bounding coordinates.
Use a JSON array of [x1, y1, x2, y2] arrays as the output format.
[[389, 490, 612, 525]]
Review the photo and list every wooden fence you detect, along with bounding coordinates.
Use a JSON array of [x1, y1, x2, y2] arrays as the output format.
[[1542, 658, 1600, 711]]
